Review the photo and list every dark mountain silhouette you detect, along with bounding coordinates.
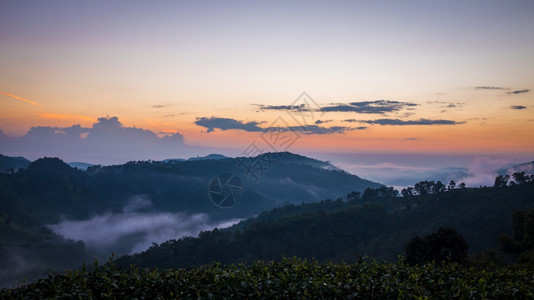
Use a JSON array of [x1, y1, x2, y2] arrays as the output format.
[[68, 162, 94, 170], [0, 151, 381, 224], [187, 154, 228, 161], [0, 154, 30, 172]]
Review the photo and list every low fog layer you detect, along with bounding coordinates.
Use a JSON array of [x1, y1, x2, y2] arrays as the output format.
[[48, 196, 242, 255], [332, 155, 533, 189]]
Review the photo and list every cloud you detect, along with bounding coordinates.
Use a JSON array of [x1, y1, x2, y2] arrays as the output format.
[[196, 117, 363, 135], [474, 86, 509, 90], [47, 196, 242, 255], [314, 119, 332, 125], [257, 100, 417, 115], [510, 105, 527, 110], [320, 100, 417, 114], [280, 125, 364, 135], [0, 91, 42, 106], [508, 89, 530, 95], [255, 104, 309, 111], [195, 117, 264, 133], [0, 116, 201, 164], [358, 118, 464, 126], [456, 157, 514, 187], [473, 86, 529, 95], [152, 105, 165, 108]]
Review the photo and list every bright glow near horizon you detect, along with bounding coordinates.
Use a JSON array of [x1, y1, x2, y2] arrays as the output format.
[[1, 0, 533, 161]]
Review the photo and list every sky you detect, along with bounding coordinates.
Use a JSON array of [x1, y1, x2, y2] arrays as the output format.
[[1, 0, 533, 184]]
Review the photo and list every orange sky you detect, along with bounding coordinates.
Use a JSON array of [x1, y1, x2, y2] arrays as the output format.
[[1, 1, 533, 158]]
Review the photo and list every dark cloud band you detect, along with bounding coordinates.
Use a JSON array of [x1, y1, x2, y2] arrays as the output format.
[[257, 100, 417, 115], [357, 118, 464, 126], [195, 117, 363, 135]]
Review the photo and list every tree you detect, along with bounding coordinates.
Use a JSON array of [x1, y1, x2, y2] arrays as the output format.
[[499, 210, 534, 265], [494, 175, 509, 188], [401, 187, 414, 198], [434, 181, 445, 193], [346, 191, 360, 202], [405, 227, 469, 265], [448, 180, 456, 191], [512, 172, 527, 185]]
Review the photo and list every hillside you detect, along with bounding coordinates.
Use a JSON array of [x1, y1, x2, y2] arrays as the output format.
[[115, 180, 534, 269], [0, 152, 381, 287], [0, 152, 380, 225], [0, 154, 30, 173]]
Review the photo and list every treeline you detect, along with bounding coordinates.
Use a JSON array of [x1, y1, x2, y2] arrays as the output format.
[[494, 171, 534, 187]]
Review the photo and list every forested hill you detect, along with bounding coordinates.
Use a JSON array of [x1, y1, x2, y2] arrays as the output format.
[[115, 180, 534, 269], [0, 152, 381, 287], [0, 154, 30, 173], [0, 152, 380, 225]]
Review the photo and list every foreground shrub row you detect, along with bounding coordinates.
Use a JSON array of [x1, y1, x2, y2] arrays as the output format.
[[2, 258, 534, 299]]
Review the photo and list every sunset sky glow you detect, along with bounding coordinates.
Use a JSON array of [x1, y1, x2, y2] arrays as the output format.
[[1, 1, 533, 184]]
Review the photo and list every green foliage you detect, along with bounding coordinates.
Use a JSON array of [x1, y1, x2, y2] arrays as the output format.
[[467, 249, 506, 271], [2, 258, 534, 299]]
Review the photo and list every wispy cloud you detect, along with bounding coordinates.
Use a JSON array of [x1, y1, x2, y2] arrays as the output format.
[[507, 89, 530, 95], [510, 105, 527, 110], [0, 92, 42, 106], [358, 118, 464, 126], [280, 125, 364, 135], [255, 104, 309, 111], [474, 86, 509, 90], [473, 86, 529, 95]]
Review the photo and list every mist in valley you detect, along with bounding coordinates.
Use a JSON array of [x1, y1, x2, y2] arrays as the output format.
[[48, 196, 242, 256]]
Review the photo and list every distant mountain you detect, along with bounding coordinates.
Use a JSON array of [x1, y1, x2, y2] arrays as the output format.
[[1, 152, 381, 222], [187, 154, 228, 161], [0, 154, 31, 172], [68, 162, 95, 170], [498, 161, 534, 176], [161, 158, 186, 163]]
